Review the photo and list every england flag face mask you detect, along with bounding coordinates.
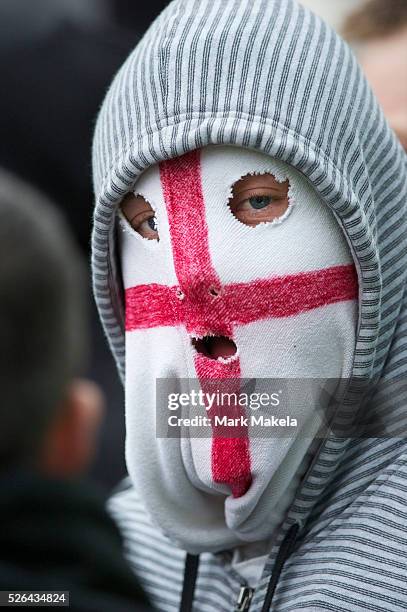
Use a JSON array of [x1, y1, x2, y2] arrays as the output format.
[[117, 145, 358, 553]]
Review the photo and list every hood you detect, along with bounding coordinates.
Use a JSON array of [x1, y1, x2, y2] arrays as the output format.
[[92, 0, 407, 539]]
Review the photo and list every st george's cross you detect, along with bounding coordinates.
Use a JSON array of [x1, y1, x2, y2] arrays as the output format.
[[124, 150, 358, 498]]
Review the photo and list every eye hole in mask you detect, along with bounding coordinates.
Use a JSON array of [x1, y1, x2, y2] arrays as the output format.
[[120, 193, 159, 241], [228, 172, 290, 227]]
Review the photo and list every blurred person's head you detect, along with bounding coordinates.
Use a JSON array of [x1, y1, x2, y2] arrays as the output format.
[[299, 0, 364, 32], [0, 170, 104, 477], [343, 0, 407, 150]]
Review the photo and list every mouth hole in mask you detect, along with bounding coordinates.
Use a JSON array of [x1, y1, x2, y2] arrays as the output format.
[[191, 335, 238, 362]]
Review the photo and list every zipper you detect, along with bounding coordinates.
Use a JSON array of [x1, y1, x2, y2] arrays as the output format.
[[260, 523, 299, 612], [235, 586, 254, 612]]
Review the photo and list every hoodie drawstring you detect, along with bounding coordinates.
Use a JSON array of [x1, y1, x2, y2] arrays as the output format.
[[260, 523, 300, 612], [179, 523, 299, 612], [180, 553, 200, 612]]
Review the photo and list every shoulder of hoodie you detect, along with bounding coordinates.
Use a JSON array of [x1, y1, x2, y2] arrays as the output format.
[[107, 477, 186, 564], [107, 452, 407, 561]]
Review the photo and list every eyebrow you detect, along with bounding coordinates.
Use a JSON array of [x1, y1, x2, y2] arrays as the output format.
[[235, 182, 288, 194], [121, 193, 148, 209]]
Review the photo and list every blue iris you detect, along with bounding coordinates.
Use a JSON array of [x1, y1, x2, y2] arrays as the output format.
[[249, 195, 272, 210]]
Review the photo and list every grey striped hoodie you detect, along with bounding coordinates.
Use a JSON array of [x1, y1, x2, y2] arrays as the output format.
[[91, 0, 407, 610]]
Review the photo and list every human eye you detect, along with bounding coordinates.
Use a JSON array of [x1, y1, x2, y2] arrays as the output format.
[[228, 174, 290, 227], [238, 193, 275, 211], [119, 194, 159, 241]]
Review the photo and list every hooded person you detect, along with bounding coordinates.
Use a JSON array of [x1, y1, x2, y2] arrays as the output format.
[[91, 0, 407, 610]]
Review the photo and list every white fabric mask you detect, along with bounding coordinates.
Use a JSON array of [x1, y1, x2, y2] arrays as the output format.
[[118, 145, 357, 553]]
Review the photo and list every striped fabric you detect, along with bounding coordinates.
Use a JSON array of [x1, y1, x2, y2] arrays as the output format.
[[92, 0, 407, 609]]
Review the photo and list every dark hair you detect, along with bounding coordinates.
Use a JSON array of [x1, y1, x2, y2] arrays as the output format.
[[342, 0, 407, 42], [0, 170, 88, 469]]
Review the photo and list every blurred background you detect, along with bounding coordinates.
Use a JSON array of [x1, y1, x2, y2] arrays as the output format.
[[0, 0, 170, 490], [0, 0, 405, 491]]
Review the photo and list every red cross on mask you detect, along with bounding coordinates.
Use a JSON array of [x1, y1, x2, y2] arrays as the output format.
[[123, 148, 358, 498]]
